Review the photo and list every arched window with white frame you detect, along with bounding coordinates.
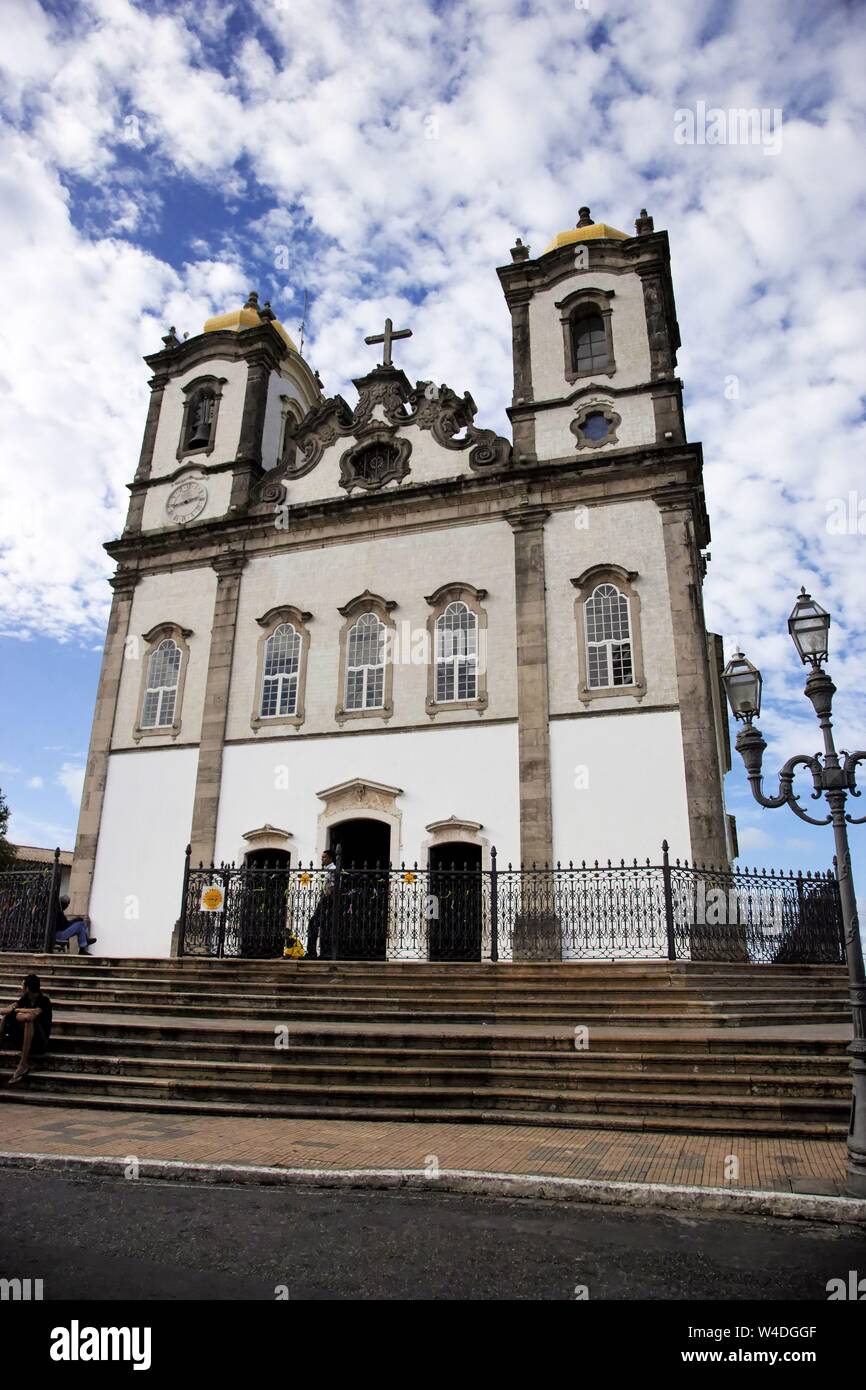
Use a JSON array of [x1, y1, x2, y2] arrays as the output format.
[[260, 622, 301, 718], [435, 601, 478, 702], [345, 612, 386, 711], [141, 638, 182, 728], [584, 583, 633, 688]]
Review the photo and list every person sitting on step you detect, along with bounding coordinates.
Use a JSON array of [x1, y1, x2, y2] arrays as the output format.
[[53, 895, 96, 954], [1, 973, 53, 1085]]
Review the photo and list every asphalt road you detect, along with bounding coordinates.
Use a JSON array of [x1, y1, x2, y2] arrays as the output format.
[[0, 1168, 862, 1301]]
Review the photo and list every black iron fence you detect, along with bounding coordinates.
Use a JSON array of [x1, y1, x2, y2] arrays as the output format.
[[177, 842, 845, 965], [0, 853, 62, 953]]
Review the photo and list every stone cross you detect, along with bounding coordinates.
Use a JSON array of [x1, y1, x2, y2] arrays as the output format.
[[364, 317, 412, 368]]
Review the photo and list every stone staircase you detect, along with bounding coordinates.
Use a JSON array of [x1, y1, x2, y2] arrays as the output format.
[[0, 955, 852, 1139]]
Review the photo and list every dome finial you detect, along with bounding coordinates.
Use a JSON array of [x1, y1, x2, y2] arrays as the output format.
[[577, 207, 594, 227]]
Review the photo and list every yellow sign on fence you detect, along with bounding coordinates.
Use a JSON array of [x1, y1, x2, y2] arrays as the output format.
[[200, 884, 225, 912]]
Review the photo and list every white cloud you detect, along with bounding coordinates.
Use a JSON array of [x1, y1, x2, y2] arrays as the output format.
[[0, 0, 860, 770], [26, 776, 44, 789], [57, 763, 86, 811]]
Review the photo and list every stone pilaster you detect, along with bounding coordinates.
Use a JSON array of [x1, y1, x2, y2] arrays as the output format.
[[230, 356, 271, 510], [505, 504, 553, 866], [68, 570, 139, 915], [124, 373, 168, 535], [658, 496, 729, 868], [507, 290, 536, 462], [188, 553, 247, 866]]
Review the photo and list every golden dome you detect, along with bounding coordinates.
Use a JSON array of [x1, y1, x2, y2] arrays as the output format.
[[203, 292, 297, 352], [543, 207, 628, 255]]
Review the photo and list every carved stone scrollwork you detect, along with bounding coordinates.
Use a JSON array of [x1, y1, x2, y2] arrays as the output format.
[[250, 365, 512, 507], [411, 381, 512, 468], [338, 434, 412, 492]]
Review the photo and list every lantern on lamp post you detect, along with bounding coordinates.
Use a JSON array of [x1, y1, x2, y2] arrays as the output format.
[[722, 592, 866, 1196]]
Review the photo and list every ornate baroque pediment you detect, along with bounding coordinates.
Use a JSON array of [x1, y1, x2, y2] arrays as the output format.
[[252, 364, 512, 506], [316, 777, 403, 818]]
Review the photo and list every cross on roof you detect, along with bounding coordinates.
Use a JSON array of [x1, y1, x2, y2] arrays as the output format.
[[364, 317, 412, 368]]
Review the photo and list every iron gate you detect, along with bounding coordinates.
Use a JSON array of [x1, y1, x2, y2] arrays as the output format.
[[177, 843, 845, 964], [0, 854, 62, 952]]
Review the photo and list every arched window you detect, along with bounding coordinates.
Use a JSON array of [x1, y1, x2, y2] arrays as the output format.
[[571, 311, 608, 374], [584, 583, 633, 688], [260, 623, 301, 718], [177, 375, 226, 459], [435, 602, 478, 702], [186, 389, 215, 449], [141, 638, 182, 728], [424, 582, 488, 715], [345, 613, 386, 710], [252, 606, 312, 730]]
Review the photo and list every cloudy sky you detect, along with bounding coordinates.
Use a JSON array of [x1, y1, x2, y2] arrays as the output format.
[[0, 0, 863, 898]]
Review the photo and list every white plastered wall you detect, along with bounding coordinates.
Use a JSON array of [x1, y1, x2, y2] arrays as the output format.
[[224, 519, 518, 739], [148, 356, 248, 480], [88, 746, 198, 956], [529, 270, 652, 402], [533, 395, 656, 462], [112, 567, 218, 749], [215, 723, 521, 869], [550, 711, 691, 867], [141, 468, 233, 532], [261, 366, 310, 471], [543, 501, 679, 715]]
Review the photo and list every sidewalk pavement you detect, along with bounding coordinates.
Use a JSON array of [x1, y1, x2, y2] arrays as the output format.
[[0, 1101, 861, 1221]]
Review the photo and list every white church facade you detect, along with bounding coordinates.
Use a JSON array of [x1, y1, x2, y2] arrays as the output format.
[[69, 207, 734, 957]]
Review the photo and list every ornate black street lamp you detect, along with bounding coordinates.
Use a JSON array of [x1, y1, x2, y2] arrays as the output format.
[[722, 589, 866, 1194]]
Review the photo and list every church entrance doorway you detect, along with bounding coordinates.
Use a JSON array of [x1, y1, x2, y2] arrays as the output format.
[[237, 847, 291, 958], [428, 842, 483, 961], [328, 818, 390, 960]]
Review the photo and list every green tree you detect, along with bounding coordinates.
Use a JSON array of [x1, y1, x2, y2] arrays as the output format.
[[0, 787, 16, 871]]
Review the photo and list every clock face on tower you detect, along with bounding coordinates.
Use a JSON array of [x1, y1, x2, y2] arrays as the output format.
[[165, 479, 208, 524]]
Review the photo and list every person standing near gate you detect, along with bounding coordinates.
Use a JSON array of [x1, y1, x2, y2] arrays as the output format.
[[306, 850, 336, 960]]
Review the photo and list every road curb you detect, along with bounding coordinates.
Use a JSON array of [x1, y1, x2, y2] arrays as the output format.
[[0, 1150, 863, 1223]]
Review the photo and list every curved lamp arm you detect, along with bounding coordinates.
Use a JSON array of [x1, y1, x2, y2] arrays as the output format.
[[843, 750, 866, 825], [735, 725, 831, 824], [778, 754, 832, 825]]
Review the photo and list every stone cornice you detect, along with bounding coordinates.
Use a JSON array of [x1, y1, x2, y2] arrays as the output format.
[[508, 376, 683, 416], [143, 324, 287, 380], [104, 443, 708, 574]]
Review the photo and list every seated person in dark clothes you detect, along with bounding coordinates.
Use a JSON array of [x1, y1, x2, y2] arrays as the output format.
[[1, 973, 53, 1085], [54, 895, 96, 954]]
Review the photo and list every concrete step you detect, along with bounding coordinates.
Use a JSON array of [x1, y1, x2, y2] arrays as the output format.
[[49, 1016, 852, 1057], [0, 1085, 842, 1138], [0, 955, 849, 1140], [47, 1032, 851, 1075], [39, 1051, 851, 1099], [0, 1067, 847, 1132]]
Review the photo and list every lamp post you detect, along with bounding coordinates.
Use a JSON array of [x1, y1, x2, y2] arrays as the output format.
[[722, 589, 866, 1194]]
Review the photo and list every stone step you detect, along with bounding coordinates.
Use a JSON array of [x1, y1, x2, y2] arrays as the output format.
[[0, 960, 848, 992], [0, 954, 849, 1139], [49, 1017, 852, 1057], [0, 1067, 847, 1131], [0, 1085, 842, 1138], [48, 1031, 850, 1074], [22, 994, 851, 1028], [38, 1051, 851, 1099], [3, 980, 847, 1012]]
